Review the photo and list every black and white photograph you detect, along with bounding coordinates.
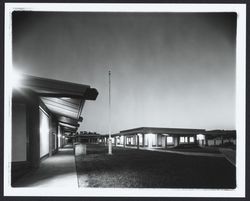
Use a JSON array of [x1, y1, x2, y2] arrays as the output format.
[[4, 3, 246, 197]]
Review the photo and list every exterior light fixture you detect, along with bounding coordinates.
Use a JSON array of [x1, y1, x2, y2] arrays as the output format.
[[61, 97, 71, 100]]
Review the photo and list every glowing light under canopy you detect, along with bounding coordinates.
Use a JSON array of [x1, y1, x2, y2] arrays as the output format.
[[12, 70, 23, 89]]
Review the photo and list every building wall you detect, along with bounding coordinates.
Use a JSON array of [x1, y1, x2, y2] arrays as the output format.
[[207, 138, 236, 146], [51, 120, 58, 154], [12, 103, 27, 162]]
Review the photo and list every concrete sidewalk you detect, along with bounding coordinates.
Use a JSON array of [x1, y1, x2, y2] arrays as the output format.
[[13, 145, 78, 187], [219, 148, 236, 166], [140, 147, 225, 157], [116, 145, 226, 157]]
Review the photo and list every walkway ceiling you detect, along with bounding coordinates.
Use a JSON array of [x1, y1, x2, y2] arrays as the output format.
[[40, 97, 83, 120]]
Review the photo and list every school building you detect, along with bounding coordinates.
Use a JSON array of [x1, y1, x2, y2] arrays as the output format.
[[11, 74, 98, 183], [99, 127, 236, 149]]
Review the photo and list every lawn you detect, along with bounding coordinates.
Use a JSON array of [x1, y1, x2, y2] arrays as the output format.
[[75, 144, 235, 188]]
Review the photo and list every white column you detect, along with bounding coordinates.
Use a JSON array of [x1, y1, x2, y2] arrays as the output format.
[[162, 135, 166, 148]]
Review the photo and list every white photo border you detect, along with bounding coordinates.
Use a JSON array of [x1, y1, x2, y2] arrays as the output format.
[[4, 3, 246, 197]]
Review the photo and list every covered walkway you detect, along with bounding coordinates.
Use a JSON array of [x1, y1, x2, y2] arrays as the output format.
[[12, 145, 78, 187]]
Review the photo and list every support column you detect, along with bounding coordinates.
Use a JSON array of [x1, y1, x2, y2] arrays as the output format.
[[120, 136, 122, 145], [48, 116, 54, 156], [55, 124, 59, 152], [114, 137, 117, 147], [123, 136, 126, 147], [28, 93, 40, 169], [148, 135, 153, 148], [156, 134, 159, 147], [142, 134, 145, 147], [205, 138, 208, 146], [137, 134, 140, 149], [173, 136, 179, 147], [162, 135, 166, 148], [134, 135, 137, 146], [194, 135, 197, 145]]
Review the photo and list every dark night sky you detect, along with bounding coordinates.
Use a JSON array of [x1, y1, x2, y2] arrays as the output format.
[[12, 12, 236, 133]]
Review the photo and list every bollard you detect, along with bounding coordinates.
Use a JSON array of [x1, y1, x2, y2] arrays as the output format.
[[75, 143, 87, 159]]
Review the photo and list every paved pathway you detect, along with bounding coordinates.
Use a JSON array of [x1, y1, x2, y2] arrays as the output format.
[[13, 145, 78, 187], [116, 145, 230, 158], [140, 147, 225, 157], [219, 148, 236, 166]]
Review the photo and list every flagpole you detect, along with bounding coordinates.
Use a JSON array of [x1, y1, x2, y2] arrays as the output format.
[[108, 70, 112, 155]]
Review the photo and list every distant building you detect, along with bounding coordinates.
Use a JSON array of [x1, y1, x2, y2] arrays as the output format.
[[98, 127, 236, 149], [74, 131, 101, 143], [205, 130, 236, 146]]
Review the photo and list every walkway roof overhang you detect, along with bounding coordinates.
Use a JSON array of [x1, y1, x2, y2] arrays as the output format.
[[119, 127, 206, 136], [205, 130, 236, 139], [13, 74, 98, 132], [77, 134, 101, 138]]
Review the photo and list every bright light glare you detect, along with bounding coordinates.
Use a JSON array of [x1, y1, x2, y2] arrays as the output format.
[[197, 134, 205, 140], [12, 70, 23, 89], [147, 133, 156, 146]]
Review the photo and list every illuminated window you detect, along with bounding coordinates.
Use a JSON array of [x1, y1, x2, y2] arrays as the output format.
[[39, 108, 50, 158], [120, 136, 124, 144], [197, 134, 205, 140], [167, 136, 173, 144]]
